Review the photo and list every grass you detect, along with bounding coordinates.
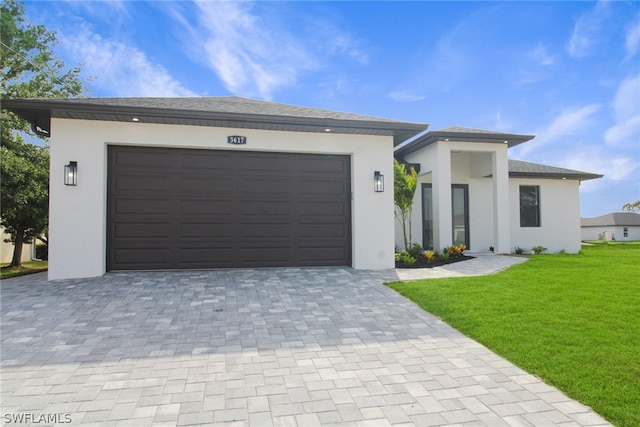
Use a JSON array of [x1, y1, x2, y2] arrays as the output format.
[[1, 260, 48, 279], [387, 242, 639, 427]]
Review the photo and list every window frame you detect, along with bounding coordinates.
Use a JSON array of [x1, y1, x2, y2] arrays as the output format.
[[519, 185, 541, 228]]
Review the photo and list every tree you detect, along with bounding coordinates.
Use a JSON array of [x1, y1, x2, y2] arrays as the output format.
[[1, 0, 86, 267], [622, 200, 640, 213], [394, 158, 418, 251], [1, 143, 49, 267]]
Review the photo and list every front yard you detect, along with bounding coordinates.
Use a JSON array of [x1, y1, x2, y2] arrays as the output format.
[[388, 242, 639, 427], [0, 260, 48, 279]]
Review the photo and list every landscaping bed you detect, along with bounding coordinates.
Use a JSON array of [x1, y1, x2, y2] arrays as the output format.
[[395, 243, 471, 268], [395, 253, 474, 268]]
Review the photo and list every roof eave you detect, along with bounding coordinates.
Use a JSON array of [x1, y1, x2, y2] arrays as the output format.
[[395, 131, 535, 157], [1, 99, 428, 140], [509, 172, 604, 181]]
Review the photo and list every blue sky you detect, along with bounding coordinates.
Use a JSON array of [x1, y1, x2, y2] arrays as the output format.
[[25, 0, 640, 217]]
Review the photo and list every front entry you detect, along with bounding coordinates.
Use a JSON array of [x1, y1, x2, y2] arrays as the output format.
[[422, 184, 470, 250]]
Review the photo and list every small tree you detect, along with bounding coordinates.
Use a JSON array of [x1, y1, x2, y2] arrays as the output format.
[[394, 159, 418, 251], [622, 200, 640, 213], [1, 0, 86, 267], [1, 142, 49, 267]]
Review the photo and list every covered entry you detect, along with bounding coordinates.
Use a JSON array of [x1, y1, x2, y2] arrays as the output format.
[[107, 146, 352, 270]]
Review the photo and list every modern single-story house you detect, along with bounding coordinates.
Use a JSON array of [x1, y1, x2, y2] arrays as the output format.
[[2, 97, 602, 280], [581, 212, 640, 241]]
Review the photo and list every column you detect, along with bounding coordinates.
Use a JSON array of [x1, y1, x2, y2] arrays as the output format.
[[432, 142, 452, 251], [492, 149, 510, 253]]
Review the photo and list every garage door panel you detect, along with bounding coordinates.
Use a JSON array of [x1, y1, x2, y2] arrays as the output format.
[[113, 222, 172, 238], [239, 223, 292, 238], [179, 176, 234, 195], [297, 157, 349, 174], [298, 247, 349, 265], [114, 149, 173, 169], [298, 223, 348, 237], [298, 201, 348, 216], [179, 199, 234, 215], [239, 200, 293, 216], [181, 152, 234, 170], [114, 199, 172, 215], [112, 174, 172, 193], [111, 249, 172, 266], [179, 222, 234, 238], [108, 146, 351, 270], [296, 179, 349, 197]]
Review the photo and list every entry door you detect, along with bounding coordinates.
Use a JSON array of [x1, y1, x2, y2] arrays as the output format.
[[452, 184, 469, 248], [421, 184, 470, 250]]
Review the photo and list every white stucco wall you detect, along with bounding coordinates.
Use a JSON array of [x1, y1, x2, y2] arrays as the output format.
[[397, 141, 510, 253], [48, 118, 395, 280], [509, 178, 582, 253], [581, 225, 640, 241]]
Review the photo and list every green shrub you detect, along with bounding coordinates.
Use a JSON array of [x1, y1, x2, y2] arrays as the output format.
[[532, 245, 546, 254], [408, 242, 424, 258], [438, 251, 450, 262], [514, 246, 525, 254], [395, 250, 417, 266]]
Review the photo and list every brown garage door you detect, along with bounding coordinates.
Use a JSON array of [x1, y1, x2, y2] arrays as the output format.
[[107, 146, 352, 270]]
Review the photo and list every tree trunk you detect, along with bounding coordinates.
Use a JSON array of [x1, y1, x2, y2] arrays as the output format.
[[10, 227, 25, 268], [402, 212, 409, 251]]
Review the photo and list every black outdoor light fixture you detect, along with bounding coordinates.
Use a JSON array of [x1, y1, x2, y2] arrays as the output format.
[[374, 171, 384, 192], [64, 161, 78, 186]]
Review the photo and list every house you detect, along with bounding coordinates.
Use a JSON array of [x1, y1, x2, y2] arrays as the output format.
[[394, 127, 602, 254], [2, 97, 602, 280], [581, 212, 640, 241], [1, 226, 37, 264]]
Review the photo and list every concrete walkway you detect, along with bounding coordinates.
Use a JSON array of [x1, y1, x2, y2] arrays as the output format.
[[1, 257, 610, 426]]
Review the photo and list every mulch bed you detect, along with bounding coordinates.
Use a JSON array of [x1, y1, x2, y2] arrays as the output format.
[[395, 254, 475, 269]]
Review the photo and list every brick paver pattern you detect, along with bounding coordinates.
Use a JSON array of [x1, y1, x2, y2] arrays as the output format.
[[1, 264, 611, 426]]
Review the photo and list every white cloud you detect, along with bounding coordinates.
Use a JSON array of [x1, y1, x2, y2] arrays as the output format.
[[567, 1, 610, 58], [605, 74, 640, 145], [560, 149, 638, 182], [625, 13, 640, 58], [388, 91, 426, 102], [60, 24, 195, 97], [514, 104, 602, 158], [172, 1, 315, 100], [529, 43, 555, 66]]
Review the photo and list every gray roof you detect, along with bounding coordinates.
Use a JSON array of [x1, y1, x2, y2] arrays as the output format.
[[1, 96, 428, 144], [395, 126, 536, 156], [508, 159, 603, 181], [581, 212, 640, 227]]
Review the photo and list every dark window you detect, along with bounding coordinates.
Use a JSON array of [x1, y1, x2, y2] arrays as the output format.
[[624, 227, 629, 237], [520, 186, 540, 227]]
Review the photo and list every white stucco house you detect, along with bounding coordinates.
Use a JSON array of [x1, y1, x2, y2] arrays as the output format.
[[581, 212, 640, 241], [2, 97, 602, 280]]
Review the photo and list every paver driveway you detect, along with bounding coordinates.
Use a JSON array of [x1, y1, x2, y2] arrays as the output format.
[[1, 267, 610, 426]]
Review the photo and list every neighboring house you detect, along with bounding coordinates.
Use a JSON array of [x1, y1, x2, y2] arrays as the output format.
[[581, 212, 640, 241], [1, 226, 33, 264], [0, 226, 45, 264], [2, 97, 602, 280]]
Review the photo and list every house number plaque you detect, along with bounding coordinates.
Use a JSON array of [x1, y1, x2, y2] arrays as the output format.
[[227, 135, 247, 145]]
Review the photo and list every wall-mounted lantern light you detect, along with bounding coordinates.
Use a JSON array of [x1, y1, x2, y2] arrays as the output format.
[[64, 161, 78, 186], [374, 171, 384, 192]]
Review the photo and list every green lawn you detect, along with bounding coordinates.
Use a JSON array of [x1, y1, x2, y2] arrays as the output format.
[[0, 260, 48, 279], [387, 242, 639, 427]]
